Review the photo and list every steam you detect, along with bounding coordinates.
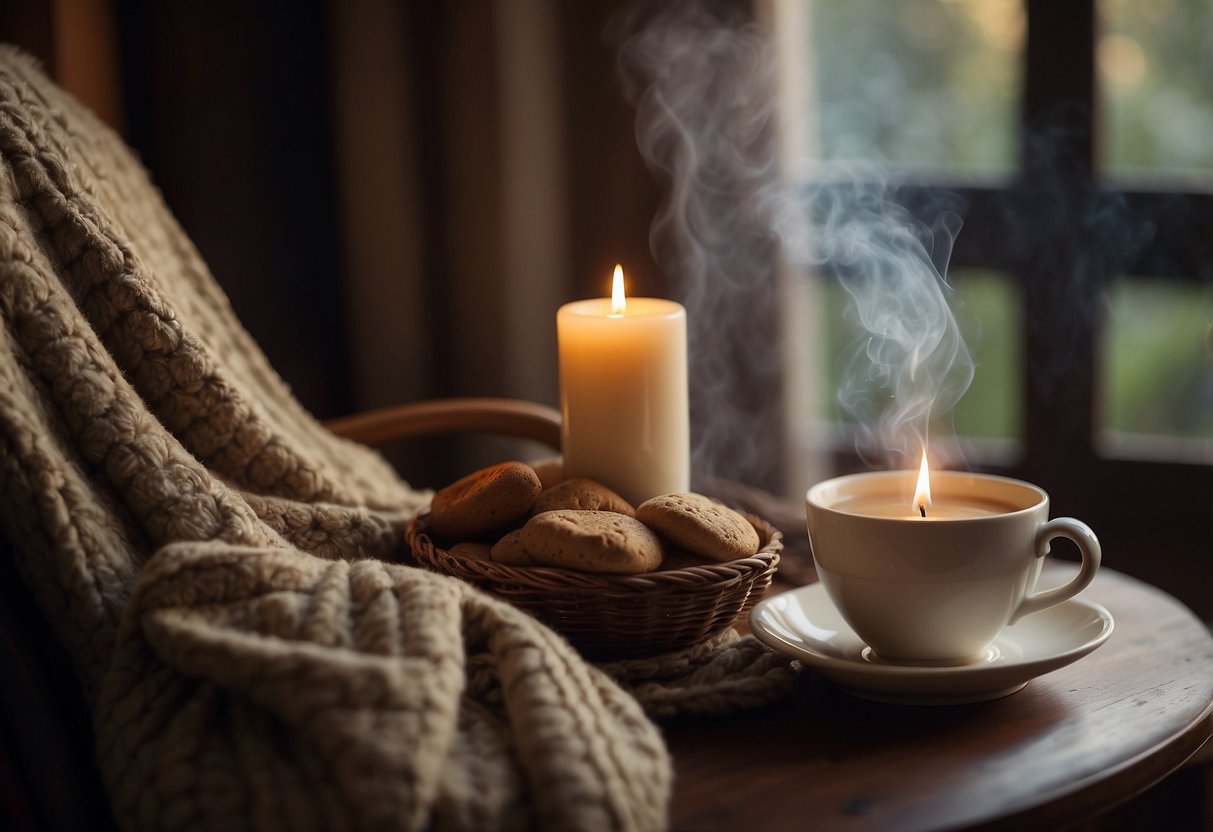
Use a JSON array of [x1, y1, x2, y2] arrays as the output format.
[[616, 1, 975, 477], [616, 2, 784, 486], [794, 170, 973, 467]]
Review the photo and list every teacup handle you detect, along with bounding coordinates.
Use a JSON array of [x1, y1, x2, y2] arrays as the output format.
[[1011, 518, 1101, 623]]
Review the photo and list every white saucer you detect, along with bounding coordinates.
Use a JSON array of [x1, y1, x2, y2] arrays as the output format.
[[749, 583, 1114, 705]]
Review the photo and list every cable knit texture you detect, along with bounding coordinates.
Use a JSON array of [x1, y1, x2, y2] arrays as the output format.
[[0, 47, 795, 831]]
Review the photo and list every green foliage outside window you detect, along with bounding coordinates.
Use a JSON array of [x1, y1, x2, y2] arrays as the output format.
[[804, 0, 1213, 443]]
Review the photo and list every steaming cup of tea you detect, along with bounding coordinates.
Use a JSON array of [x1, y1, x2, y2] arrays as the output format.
[[805, 470, 1101, 664]]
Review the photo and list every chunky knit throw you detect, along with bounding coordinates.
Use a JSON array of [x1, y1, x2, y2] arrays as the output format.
[[0, 48, 794, 831]]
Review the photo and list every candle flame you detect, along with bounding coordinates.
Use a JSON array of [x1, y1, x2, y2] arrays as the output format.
[[610, 264, 626, 317], [913, 449, 932, 517]]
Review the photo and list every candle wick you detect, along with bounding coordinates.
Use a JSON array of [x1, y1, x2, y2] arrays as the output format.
[[919, 505, 927, 518]]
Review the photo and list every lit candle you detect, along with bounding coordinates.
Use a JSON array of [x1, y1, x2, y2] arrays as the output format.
[[914, 448, 932, 517], [557, 265, 690, 505], [833, 451, 1016, 519]]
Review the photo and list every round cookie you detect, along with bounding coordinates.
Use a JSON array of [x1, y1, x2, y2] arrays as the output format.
[[489, 530, 533, 566], [636, 493, 760, 563], [528, 456, 565, 490], [430, 461, 541, 540], [512, 510, 662, 574], [532, 478, 635, 517]]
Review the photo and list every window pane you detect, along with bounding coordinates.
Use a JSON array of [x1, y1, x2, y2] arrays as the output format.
[[1099, 0, 1213, 180], [804, 0, 1023, 176], [1101, 278, 1213, 440], [819, 269, 1022, 442], [950, 272, 1022, 440]]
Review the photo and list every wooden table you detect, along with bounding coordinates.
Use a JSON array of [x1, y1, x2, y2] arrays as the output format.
[[664, 566, 1213, 831]]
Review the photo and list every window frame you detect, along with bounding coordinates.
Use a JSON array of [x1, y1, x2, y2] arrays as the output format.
[[782, 0, 1213, 616]]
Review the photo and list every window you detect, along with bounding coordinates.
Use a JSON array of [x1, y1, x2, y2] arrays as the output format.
[[1102, 278, 1213, 450], [818, 269, 1022, 450], [805, 0, 1022, 178], [774, 0, 1213, 616], [1101, 0, 1213, 181]]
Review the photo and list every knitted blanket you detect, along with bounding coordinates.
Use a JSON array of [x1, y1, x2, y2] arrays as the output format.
[[0, 48, 794, 831]]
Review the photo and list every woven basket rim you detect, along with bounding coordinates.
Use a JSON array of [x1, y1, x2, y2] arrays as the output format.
[[406, 508, 782, 592]]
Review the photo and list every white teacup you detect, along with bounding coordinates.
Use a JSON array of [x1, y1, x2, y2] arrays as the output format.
[[806, 470, 1101, 664]]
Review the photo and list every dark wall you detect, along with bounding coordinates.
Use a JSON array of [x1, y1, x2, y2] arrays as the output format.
[[116, 1, 350, 418]]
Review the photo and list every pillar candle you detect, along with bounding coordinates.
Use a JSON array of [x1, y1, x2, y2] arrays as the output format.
[[557, 269, 689, 506]]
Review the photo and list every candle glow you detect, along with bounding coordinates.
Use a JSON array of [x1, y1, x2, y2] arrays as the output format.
[[610, 264, 626, 317], [914, 449, 932, 517]]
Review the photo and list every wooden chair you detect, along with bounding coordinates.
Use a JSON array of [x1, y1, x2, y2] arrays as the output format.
[[323, 397, 561, 452]]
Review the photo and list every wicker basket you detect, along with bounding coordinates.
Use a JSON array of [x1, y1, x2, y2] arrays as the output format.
[[406, 509, 781, 659]]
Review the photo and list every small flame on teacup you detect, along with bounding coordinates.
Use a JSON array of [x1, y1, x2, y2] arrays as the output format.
[[914, 449, 932, 518]]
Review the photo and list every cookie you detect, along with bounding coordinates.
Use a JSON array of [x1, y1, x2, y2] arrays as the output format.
[[529, 456, 565, 490], [430, 461, 542, 540], [489, 530, 533, 566], [636, 493, 760, 563], [532, 478, 635, 517], [510, 510, 662, 574]]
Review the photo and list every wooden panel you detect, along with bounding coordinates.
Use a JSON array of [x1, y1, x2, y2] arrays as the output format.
[[52, 0, 123, 131], [557, 0, 661, 300], [0, 1, 54, 69], [114, 1, 349, 418]]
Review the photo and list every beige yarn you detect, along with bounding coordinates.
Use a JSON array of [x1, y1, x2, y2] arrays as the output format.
[[0, 47, 795, 831]]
